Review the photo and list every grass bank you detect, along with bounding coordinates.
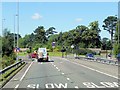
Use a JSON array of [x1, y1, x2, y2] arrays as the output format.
[[48, 52, 62, 57]]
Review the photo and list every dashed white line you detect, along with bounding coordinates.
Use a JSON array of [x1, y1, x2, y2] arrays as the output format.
[[20, 62, 33, 81], [74, 86, 79, 89], [61, 73, 65, 75], [56, 67, 59, 69], [15, 84, 19, 88], [54, 65, 56, 67], [58, 69, 61, 71], [67, 78, 70, 81], [40, 62, 43, 64], [64, 58, 118, 79]]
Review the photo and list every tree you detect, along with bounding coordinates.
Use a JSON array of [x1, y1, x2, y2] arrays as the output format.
[[2, 29, 20, 58], [101, 38, 112, 50], [114, 19, 120, 57], [46, 27, 57, 38], [88, 21, 101, 48], [82, 21, 101, 48], [102, 16, 117, 50], [34, 26, 47, 43]]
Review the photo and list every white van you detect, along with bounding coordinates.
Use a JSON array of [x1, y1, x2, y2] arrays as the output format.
[[37, 48, 49, 62]]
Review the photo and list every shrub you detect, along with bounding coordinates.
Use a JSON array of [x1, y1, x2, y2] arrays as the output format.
[[2, 55, 15, 68], [113, 43, 120, 57], [74, 48, 95, 55]]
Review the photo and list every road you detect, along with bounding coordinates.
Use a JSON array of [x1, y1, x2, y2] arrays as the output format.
[[3, 56, 118, 89]]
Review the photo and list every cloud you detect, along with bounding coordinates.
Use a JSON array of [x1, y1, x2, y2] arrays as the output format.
[[32, 13, 42, 20], [75, 18, 83, 22]]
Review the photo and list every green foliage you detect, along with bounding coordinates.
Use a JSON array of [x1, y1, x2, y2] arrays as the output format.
[[2, 55, 15, 68], [102, 16, 117, 48], [34, 26, 47, 44], [113, 43, 120, 57], [74, 48, 95, 55], [101, 38, 112, 50], [114, 21, 120, 44]]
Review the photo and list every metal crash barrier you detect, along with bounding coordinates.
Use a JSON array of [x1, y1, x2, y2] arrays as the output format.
[[75, 56, 118, 66]]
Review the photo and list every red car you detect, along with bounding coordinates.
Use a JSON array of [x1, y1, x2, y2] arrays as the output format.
[[31, 53, 38, 58]]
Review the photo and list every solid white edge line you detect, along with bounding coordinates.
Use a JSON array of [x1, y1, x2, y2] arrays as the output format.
[[15, 84, 19, 88], [20, 62, 33, 81], [64, 58, 118, 79]]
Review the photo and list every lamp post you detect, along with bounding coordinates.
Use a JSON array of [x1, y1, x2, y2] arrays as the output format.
[[14, 15, 17, 48], [16, 1, 19, 61], [2, 19, 5, 36], [17, 1, 19, 50]]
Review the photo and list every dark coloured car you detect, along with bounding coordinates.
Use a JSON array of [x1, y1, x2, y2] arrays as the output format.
[[86, 53, 94, 58]]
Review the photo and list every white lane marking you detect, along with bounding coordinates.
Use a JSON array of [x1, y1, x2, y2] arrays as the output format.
[[54, 65, 56, 67], [74, 86, 79, 89], [54, 83, 68, 88], [64, 58, 118, 79], [56, 67, 59, 69], [58, 69, 61, 71], [45, 83, 68, 88], [20, 62, 33, 81], [61, 73, 64, 75], [40, 62, 43, 64], [67, 78, 70, 81], [15, 84, 19, 88], [83, 82, 119, 88]]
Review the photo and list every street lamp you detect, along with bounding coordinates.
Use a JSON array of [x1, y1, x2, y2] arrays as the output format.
[[14, 15, 17, 48], [17, 1, 19, 49], [16, 1, 19, 61], [2, 19, 5, 36]]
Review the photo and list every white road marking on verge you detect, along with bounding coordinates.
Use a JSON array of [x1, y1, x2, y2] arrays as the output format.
[[15, 84, 19, 88], [61, 73, 64, 75], [63, 58, 118, 79], [20, 62, 33, 81]]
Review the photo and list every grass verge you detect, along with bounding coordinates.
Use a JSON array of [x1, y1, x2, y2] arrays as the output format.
[[48, 52, 63, 57], [18, 52, 28, 56]]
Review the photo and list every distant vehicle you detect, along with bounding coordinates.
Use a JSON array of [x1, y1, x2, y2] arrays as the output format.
[[86, 53, 94, 58], [31, 53, 38, 58], [37, 48, 49, 62]]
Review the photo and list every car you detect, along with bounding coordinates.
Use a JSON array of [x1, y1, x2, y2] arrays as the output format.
[[86, 53, 94, 58], [31, 53, 38, 58]]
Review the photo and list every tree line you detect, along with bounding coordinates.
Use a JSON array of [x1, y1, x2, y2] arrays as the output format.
[[1, 15, 120, 65], [18, 16, 119, 55]]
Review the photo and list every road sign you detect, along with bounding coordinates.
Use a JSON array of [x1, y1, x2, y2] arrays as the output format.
[[52, 42, 55, 48], [71, 45, 74, 49]]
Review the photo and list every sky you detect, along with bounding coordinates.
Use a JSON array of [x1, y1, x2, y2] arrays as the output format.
[[2, 2, 118, 39]]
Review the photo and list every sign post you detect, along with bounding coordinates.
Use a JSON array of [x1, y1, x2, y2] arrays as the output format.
[[71, 45, 74, 56], [52, 42, 55, 52]]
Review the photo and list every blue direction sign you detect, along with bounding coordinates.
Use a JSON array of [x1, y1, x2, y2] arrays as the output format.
[[52, 42, 55, 48]]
